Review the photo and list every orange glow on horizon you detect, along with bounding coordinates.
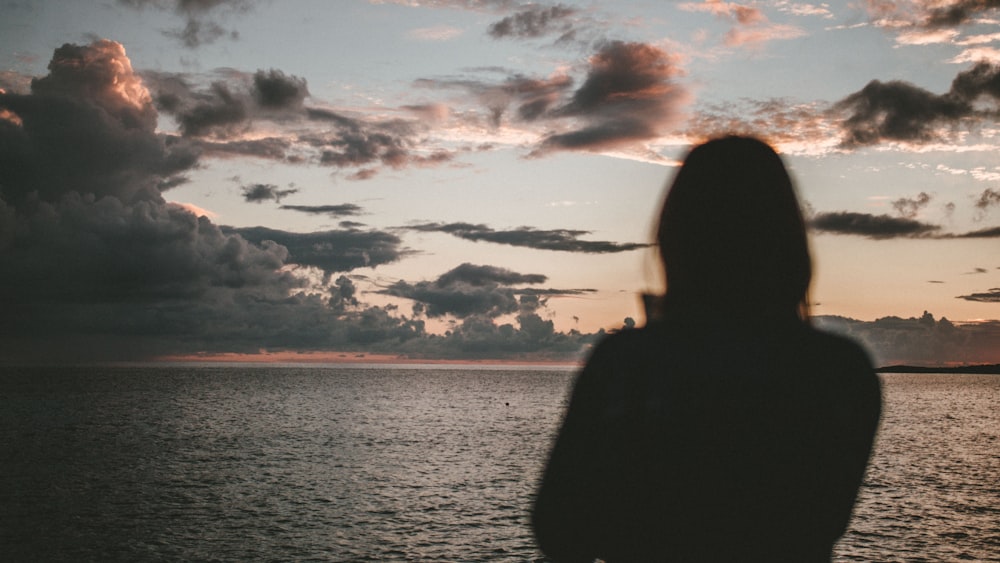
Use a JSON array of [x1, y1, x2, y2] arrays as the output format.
[[154, 350, 583, 367]]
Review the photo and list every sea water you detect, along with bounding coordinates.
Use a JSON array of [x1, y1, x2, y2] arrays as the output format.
[[1, 366, 997, 562]]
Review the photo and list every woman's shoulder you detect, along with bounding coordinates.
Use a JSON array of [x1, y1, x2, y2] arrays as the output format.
[[799, 325, 874, 367], [586, 320, 875, 371], [585, 323, 672, 361]]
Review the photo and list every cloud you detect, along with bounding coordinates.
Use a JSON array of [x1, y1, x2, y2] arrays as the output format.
[[0, 40, 460, 363], [864, 0, 1000, 33], [151, 76, 247, 138], [304, 107, 455, 175], [252, 69, 309, 110], [413, 72, 573, 127], [278, 204, 364, 217], [957, 288, 1000, 302], [892, 191, 932, 218], [227, 226, 410, 274], [195, 137, 292, 160], [534, 40, 687, 154], [405, 221, 649, 253], [487, 4, 578, 40], [950, 47, 1000, 64], [833, 80, 965, 147], [0, 193, 299, 302], [956, 225, 1000, 237], [241, 183, 298, 203], [920, 0, 1000, 28], [832, 61, 1000, 147], [144, 71, 455, 176], [118, 0, 253, 47], [371, 0, 520, 12], [0, 41, 622, 363], [147, 68, 306, 139], [0, 40, 197, 204], [810, 209, 1000, 238], [810, 211, 941, 238], [815, 311, 1000, 365], [776, 1, 834, 18], [412, 40, 686, 156], [975, 187, 1000, 211], [379, 263, 545, 318], [375, 263, 593, 329]]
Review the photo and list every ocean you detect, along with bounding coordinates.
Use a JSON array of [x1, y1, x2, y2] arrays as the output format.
[[1, 366, 997, 562]]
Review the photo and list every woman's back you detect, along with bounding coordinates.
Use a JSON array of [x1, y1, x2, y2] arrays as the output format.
[[532, 319, 881, 562], [533, 137, 882, 562]]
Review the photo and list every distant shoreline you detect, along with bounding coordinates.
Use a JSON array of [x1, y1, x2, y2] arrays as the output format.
[[876, 364, 1000, 374]]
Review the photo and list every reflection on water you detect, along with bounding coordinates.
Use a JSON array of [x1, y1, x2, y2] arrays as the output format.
[[1, 367, 997, 561], [844, 373, 1000, 562]]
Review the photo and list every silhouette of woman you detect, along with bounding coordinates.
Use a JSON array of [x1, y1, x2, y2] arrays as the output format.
[[532, 136, 881, 562]]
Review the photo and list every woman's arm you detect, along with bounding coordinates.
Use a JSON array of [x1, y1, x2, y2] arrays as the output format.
[[532, 338, 618, 563]]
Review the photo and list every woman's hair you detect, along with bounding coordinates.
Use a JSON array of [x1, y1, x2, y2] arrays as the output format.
[[656, 136, 811, 321]]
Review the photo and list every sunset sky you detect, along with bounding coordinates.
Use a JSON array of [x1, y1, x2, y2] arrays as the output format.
[[2, 0, 999, 365]]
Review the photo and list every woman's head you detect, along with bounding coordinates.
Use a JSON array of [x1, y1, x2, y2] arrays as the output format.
[[657, 136, 811, 320]]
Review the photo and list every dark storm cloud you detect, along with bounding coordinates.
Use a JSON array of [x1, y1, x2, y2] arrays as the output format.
[[180, 82, 249, 137], [252, 69, 308, 110], [378, 263, 546, 318], [0, 40, 607, 364], [955, 225, 1000, 237], [950, 61, 1000, 100], [411, 39, 686, 154], [834, 62, 1000, 147], [957, 288, 1000, 302], [241, 183, 298, 203], [0, 40, 196, 204], [810, 211, 941, 238], [145, 68, 308, 138], [810, 209, 1000, 239], [278, 204, 363, 217], [405, 222, 649, 253], [975, 188, 1000, 211], [118, 0, 253, 47], [0, 41, 403, 362], [303, 107, 456, 174], [145, 70, 452, 176], [487, 4, 578, 39], [917, 0, 1000, 27], [892, 192, 932, 218], [0, 195, 298, 304], [367, 260, 626, 360], [435, 263, 547, 286], [535, 40, 686, 154], [227, 226, 410, 274], [833, 80, 966, 147], [815, 311, 1000, 365], [314, 126, 409, 168]]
